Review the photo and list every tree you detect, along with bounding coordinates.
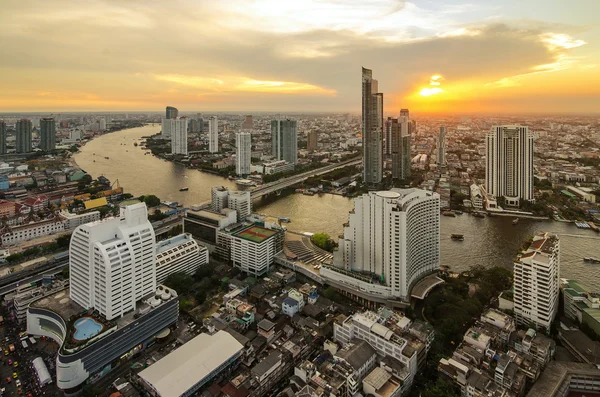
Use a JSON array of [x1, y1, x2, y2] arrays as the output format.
[[420, 379, 461, 397], [148, 209, 168, 222], [138, 194, 161, 207], [167, 224, 183, 237], [311, 233, 338, 252], [61, 267, 70, 279], [194, 265, 213, 281], [164, 272, 194, 295], [195, 291, 207, 305], [57, 234, 72, 248]]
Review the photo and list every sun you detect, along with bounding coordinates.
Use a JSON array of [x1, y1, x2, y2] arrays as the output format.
[[420, 87, 444, 97]]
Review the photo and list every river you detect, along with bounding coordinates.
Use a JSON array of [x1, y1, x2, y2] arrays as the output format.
[[74, 125, 600, 287]]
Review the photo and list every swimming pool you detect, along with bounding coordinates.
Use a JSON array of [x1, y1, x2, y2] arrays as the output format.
[[73, 317, 103, 341]]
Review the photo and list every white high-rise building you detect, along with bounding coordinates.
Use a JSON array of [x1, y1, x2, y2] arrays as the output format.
[[514, 232, 560, 331], [486, 125, 534, 206], [169, 117, 189, 155], [161, 118, 172, 139], [69, 203, 156, 321], [326, 188, 440, 301], [438, 126, 446, 166], [228, 190, 252, 220], [209, 116, 219, 153], [236, 132, 251, 175]]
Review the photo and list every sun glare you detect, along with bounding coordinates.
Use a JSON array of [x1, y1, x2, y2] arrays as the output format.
[[419, 87, 444, 97]]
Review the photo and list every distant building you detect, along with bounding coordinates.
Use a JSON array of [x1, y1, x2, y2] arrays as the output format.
[[0, 121, 6, 154], [211, 186, 229, 212], [514, 232, 560, 331], [271, 119, 298, 164], [307, 130, 318, 152], [362, 67, 383, 184], [60, 210, 100, 230], [168, 117, 188, 155], [236, 132, 251, 175], [208, 116, 218, 153], [242, 114, 254, 130], [155, 233, 208, 284], [387, 116, 411, 180], [438, 126, 447, 166], [1, 219, 65, 246], [69, 203, 156, 321], [16, 119, 33, 153], [184, 207, 237, 246], [470, 184, 483, 209], [251, 160, 294, 175], [0, 175, 10, 191], [228, 223, 284, 276], [486, 125, 534, 206], [165, 106, 178, 119]]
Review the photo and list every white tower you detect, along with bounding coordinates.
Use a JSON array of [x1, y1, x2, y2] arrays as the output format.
[[228, 190, 252, 220], [209, 116, 219, 153], [169, 117, 189, 155], [486, 125, 534, 206], [236, 132, 251, 175], [333, 189, 440, 299], [69, 203, 156, 321]]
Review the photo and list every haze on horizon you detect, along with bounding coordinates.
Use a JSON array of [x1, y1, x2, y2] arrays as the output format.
[[1, 0, 599, 115]]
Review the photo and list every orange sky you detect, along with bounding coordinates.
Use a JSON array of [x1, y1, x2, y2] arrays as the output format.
[[0, 1, 599, 114]]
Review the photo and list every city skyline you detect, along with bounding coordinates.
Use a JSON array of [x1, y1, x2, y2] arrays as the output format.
[[1, 1, 598, 114]]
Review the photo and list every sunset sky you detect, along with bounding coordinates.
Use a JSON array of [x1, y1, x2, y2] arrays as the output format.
[[1, 0, 599, 114]]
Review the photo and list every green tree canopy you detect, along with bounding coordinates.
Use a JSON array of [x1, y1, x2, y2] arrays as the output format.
[[311, 233, 338, 252], [164, 272, 194, 295], [138, 194, 161, 207]]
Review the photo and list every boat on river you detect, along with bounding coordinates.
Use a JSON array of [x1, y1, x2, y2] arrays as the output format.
[[442, 211, 456, 217], [279, 217, 291, 223], [451, 234, 464, 241], [179, 187, 189, 192], [472, 212, 485, 218], [513, 218, 520, 225], [584, 257, 600, 264]]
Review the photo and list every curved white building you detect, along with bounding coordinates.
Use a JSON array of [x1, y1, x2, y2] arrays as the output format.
[[155, 233, 208, 284], [325, 189, 440, 302]]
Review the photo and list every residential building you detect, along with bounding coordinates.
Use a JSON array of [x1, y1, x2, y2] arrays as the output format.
[[325, 189, 440, 303], [485, 125, 534, 206], [69, 203, 156, 321], [566, 185, 596, 203], [0, 121, 6, 154], [166, 106, 178, 119], [226, 223, 284, 276], [1, 219, 65, 246], [362, 67, 383, 184], [282, 289, 305, 317], [40, 117, 56, 151], [438, 126, 447, 166], [155, 233, 209, 284], [139, 331, 243, 397], [0, 176, 10, 191], [514, 232, 560, 331], [228, 190, 252, 220], [0, 200, 15, 217], [16, 119, 33, 153], [271, 119, 298, 164], [307, 130, 319, 152], [251, 160, 295, 175], [59, 210, 101, 230], [161, 118, 172, 139], [168, 117, 188, 155], [27, 284, 179, 393], [209, 116, 218, 153], [236, 132, 252, 175]]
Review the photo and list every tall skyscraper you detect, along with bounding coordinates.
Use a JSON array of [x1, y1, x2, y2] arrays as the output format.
[[228, 190, 252, 220], [69, 203, 156, 321], [388, 115, 411, 180], [208, 116, 219, 153], [271, 119, 298, 164], [236, 132, 252, 175], [400, 109, 409, 118], [169, 117, 189, 155], [486, 125, 534, 206], [0, 121, 6, 155], [307, 130, 318, 152], [166, 106, 178, 119], [362, 67, 383, 184], [16, 119, 32, 153], [438, 126, 447, 166], [328, 188, 440, 301], [242, 115, 254, 130], [99, 118, 107, 131], [211, 186, 229, 212], [513, 232, 560, 331], [39, 118, 56, 152]]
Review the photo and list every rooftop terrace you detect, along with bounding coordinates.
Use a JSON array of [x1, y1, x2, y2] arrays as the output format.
[[234, 225, 277, 243]]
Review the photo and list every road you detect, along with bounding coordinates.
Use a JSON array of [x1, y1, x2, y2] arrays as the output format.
[[0, 261, 68, 296]]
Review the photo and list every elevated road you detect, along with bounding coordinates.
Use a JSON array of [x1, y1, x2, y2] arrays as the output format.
[[249, 157, 361, 199], [0, 260, 68, 296]]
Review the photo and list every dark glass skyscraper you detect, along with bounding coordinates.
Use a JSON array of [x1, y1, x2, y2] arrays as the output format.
[[40, 117, 56, 151], [362, 67, 383, 184], [16, 119, 32, 153], [166, 106, 178, 119], [271, 119, 298, 164], [0, 121, 6, 154]]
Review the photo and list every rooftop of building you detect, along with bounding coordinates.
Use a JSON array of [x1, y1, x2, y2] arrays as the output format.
[[559, 329, 600, 364], [138, 331, 244, 397], [155, 233, 197, 255], [30, 285, 178, 353], [234, 225, 277, 243], [526, 361, 600, 397], [251, 350, 283, 378], [334, 339, 376, 371]]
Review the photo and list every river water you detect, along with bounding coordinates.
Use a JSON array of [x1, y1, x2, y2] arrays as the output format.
[[74, 125, 600, 286]]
